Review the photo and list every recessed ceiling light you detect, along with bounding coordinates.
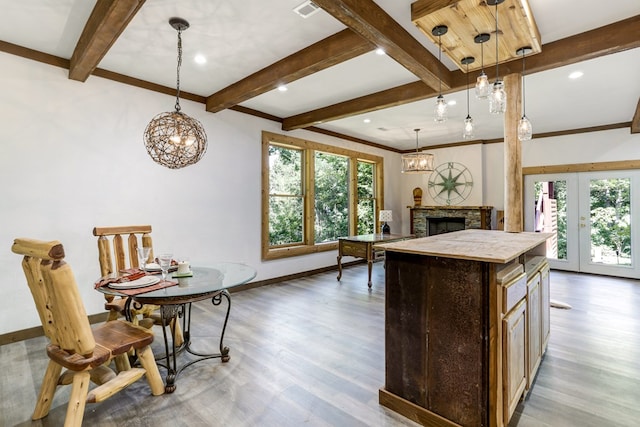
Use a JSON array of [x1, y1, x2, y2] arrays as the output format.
[[194, 54, 207, 64], [277, 85, 288, 92], [363, 118, 371, 123], [569, 71, 583, 79], [447, 100, 457, 106], [375, 48, 385, 55]]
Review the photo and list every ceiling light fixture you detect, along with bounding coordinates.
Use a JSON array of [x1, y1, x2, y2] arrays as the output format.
[[401, 129, 434, 173], [474, 33, 491, 99], [517, 46, 533, 141], [461, 56, 475, 140], [432, 25, 448, 123], [144, 18, 207, 169], [488, 0, 506, 114], [569, 71, 584, 79]]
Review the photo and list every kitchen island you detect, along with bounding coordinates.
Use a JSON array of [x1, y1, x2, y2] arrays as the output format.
[[375, 229, 551, 427]]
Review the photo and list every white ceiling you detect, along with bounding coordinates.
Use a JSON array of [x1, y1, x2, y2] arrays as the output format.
[[1, 0, 638, 151]]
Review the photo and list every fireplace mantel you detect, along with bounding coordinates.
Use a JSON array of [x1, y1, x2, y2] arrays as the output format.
[[409, 206, 493, 237]]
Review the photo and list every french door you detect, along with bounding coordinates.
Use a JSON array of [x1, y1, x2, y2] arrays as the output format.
[[524, 171, 640, 279]]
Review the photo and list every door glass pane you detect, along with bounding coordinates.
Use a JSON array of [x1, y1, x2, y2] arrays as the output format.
[[589, 178, 631, 266], [534, 180, 567, 260]]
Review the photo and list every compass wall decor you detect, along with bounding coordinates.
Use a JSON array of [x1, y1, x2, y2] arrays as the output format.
[[427, 162, 474, 205]]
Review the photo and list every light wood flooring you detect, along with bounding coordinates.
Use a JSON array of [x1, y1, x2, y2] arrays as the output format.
[[1, 264, 639, 426]]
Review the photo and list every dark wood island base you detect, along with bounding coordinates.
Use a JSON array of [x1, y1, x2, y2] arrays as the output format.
[[375, 230, 551, 427]]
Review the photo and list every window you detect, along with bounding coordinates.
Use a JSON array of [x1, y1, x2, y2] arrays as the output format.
[[262, 131, 384, 260]]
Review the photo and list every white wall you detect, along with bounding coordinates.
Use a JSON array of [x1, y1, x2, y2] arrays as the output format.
[[401, 128, 640, 233], [398, 144, 484, 234], [0, 53, 402, 335]]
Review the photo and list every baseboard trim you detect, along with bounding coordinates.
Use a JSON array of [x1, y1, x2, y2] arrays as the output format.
[[0, 260, 364, 346]]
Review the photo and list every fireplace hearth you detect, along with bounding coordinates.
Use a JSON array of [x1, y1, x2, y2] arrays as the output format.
[[409, 206, 493, 238]]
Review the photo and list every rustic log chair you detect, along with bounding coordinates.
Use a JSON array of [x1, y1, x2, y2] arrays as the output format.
[[11, 238, 164, 427], [92, 225, 183, 345]]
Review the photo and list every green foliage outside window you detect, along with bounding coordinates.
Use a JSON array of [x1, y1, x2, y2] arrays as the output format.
[[314, 152, 349, 243], [589, 178, 631, 264], [264, 133, 382, 258], [268, 145, 303, 246], [357, 161, 375, 235]]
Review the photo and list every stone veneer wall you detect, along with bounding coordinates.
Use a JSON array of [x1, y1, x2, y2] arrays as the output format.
[[410, 206, 493, 238]]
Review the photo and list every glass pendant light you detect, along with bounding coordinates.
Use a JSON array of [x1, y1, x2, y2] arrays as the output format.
[[461, 56, 475, 139], [432, 25, 448, 123], [474, 33, 491, 99], [401, 129, 434, 173], [517, 46, 533, 141], [488, 0, 506, 114]]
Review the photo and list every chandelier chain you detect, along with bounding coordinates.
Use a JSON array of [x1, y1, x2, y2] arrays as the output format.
[[175, 28, 183, 112]]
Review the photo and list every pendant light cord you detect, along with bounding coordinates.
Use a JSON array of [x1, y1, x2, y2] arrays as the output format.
[[521, 49, 526, 116], [438, 34, 442, 95], [175, 28, 183, 112], [495, 2, 499, 82], [466, 62, 471, 117]]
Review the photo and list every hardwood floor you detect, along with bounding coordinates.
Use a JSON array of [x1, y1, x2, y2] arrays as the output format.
[[1, 265, 639, 426]]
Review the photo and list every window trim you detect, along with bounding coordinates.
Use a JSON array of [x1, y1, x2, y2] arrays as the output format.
[[262, 131, 384, 260]]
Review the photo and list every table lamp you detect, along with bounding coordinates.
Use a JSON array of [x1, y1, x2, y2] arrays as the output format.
[[379, 210, 393, 234]]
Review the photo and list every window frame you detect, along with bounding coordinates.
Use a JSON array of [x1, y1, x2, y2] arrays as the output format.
[[262, 131, 384, 260]]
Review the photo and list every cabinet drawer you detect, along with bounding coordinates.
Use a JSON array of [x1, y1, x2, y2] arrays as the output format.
[[502, 272, 527, 314]]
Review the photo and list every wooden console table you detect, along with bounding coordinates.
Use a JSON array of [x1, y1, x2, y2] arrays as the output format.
[[337, 233, 413, 288]]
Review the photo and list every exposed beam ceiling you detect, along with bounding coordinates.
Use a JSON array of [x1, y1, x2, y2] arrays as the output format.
[[3, 1, 637, 149], [312, 0, 451, 91], [282, 15, 640, 131], [69, 0, 146, 82], [206, 29, 373, 113]]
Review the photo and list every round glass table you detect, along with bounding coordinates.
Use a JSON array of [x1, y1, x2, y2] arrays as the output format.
[[97, 263, 256, 393]]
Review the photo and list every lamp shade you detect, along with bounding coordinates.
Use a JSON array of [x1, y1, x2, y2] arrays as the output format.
[[401, 152, 434, 173], [379, 210, 393, 222], [144, 111, 207, 169]]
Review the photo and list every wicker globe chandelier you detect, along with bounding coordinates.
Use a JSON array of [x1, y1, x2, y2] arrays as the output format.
[[144, 17, 207, 169]]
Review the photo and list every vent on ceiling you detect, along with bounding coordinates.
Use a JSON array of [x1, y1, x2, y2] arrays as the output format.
[[293, 1, 321, 18]]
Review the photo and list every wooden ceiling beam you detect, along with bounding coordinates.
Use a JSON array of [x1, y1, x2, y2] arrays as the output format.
[[205, 29, 372, 113], [69, 0, 145, 82], [312, 0, 451, 91], [283, 81, 435, 130], [284, 15, 640, 130]]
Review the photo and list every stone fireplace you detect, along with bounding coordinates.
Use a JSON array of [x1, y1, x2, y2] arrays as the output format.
[[409, 206, 493, 238]]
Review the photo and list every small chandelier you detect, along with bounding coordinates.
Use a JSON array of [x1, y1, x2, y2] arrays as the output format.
[[461, 56, 475, 140], [144, 18, 207, 169], [517, 46, 533, 141], [488, 0, 506, 114], [401, 129, 434, 173], [432, 25, 448, 123], [474, 33, 491, 99]]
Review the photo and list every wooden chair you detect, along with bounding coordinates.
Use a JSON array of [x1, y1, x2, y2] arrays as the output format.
[[92, 225, 183, 344], [11, 237, 164, 427]]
